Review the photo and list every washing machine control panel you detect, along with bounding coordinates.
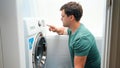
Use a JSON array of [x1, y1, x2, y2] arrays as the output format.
[[23, 18, 46, 36]]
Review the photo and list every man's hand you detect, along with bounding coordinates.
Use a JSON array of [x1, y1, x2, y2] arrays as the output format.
[[47, 25, 67, 35], [47, 25, 58, 32]]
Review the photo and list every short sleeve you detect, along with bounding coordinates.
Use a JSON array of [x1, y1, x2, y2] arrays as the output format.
[[73, 37, 91, 56]]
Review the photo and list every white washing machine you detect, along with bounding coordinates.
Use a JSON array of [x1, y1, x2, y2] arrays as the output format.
[[23, 18, 72, 68], [23, 18, 47, 68]]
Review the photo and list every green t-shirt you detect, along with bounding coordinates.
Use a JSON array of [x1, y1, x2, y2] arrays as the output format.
[[67, 23, 101, 68]]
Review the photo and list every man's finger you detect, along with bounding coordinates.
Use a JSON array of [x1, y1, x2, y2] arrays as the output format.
[[47, 24, 54, 28]]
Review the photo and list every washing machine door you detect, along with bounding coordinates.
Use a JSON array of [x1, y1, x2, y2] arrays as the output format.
[[32, 32, 47, 68]]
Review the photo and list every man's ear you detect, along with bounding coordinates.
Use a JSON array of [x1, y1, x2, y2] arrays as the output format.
[[70, 15, 75, 21]]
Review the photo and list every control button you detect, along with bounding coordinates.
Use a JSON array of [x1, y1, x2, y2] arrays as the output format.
[[38, 20, 41, 27]]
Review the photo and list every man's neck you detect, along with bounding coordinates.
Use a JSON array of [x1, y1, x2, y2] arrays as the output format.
[[69, 21, 80, 34]]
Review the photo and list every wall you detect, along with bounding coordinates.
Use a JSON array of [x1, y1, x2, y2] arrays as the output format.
[[116, 15, 120, 68], [0, 28, 3, 68], [36, 0, 106, 37], [0, 0, 20, 67], [108, 0, 120, 68], [116, 14, 120, 68], [0, 0, 26, 68]]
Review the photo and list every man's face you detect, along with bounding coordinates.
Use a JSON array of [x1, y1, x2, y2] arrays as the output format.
[[61, 10, 71, 27]]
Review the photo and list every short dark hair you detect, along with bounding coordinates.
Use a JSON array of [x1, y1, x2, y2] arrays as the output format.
[[60, 2, 83, 21]]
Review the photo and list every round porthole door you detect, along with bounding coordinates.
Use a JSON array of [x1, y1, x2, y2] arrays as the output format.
[[32, 32, 47, 68]]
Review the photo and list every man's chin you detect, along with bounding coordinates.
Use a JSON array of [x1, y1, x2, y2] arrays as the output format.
[[63, 25, 68, 27]]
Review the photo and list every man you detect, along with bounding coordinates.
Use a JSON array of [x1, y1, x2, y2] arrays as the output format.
[[48, 1, 101, 68]]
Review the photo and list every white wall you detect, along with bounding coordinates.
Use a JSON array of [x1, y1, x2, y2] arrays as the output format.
[[0, 0, 20, 67], [36, 0, 106, 37], [0, 0, 26, 68]]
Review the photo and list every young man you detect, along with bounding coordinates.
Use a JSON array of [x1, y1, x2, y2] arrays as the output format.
[[48, 1, 101, 68]]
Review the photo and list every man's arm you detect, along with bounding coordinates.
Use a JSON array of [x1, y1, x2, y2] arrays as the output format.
[[74, 56, 87, 68], [47, 25, 67, 35]]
